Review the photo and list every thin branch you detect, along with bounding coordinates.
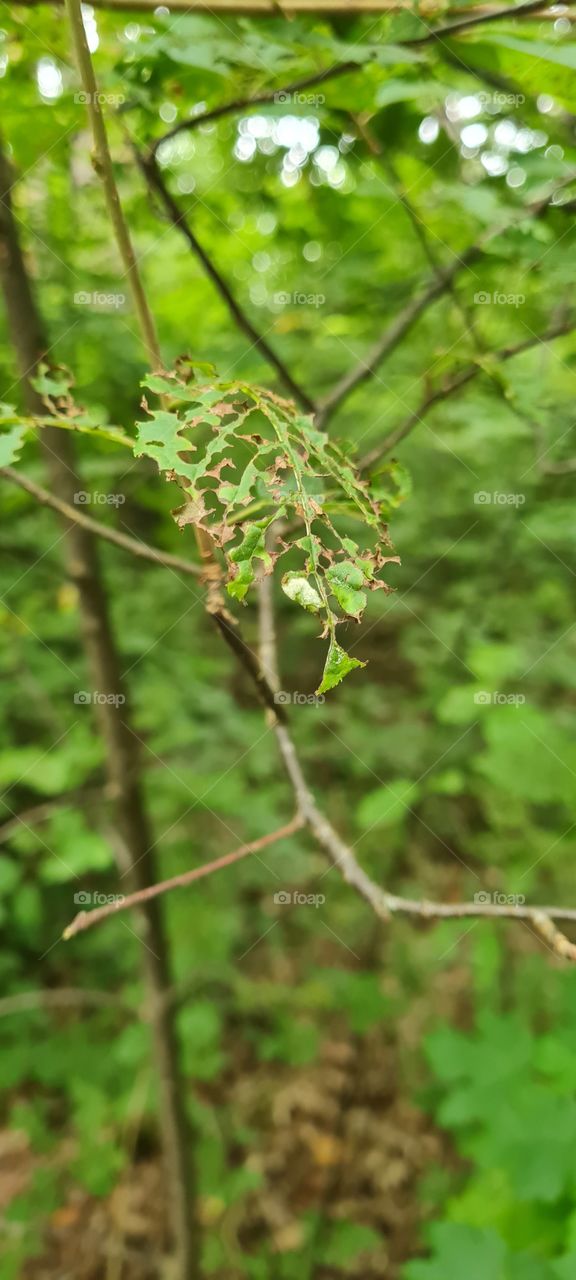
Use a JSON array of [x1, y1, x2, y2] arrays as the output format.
[[3, 463, 286, 721], [257, 527, 281, 692], [316, 267, 466, 429], [411, 0, 565, 43], [64, 814, 304, 937], [531, 418, 576, 475], [353, 114, 570, 468], [273, 706, 576, 964], [1, 466, 202, 578], [149, 0, 563, 155], [210, 605, 288, 720], [0, 988, 127, 1017], [250, 529, 576, 963], [135, 149, 316, 412], [150, 63, 361, 157], [7, 0, 568, 13], [352, 113, 477, 333], [360, 312, 576, 468], [0, 787, 105, 843], [316, 170, 576, 427], [65, 0, 160, 368]]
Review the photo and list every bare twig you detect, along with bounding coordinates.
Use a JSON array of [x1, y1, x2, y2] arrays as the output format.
[[0, 988, 127, 1017], [64, 815, 304, 937], [1, 466, 202, 578], [65, 0, 160, 367], [135, 149, 315, 412], [317, 170, 576, 427], [531, 417, 576, 475], [351, 116, 575, 468], [257, 528, 281, 693], [316, 267, 466, 429], [360, 312, 576, 467], [0, 787, 106, 844], [411, 0, 565, 43], [247, 531, 576, 962], [210, 605, 288, 720], [537, 453, 576, 475], [7, 0, 568, 13]]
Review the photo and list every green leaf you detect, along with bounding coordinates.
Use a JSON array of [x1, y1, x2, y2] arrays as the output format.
[[404, 1224, 507, 1280], [0, 425, 27, 466], [281, 572, 322, 613], [136, 371, 397, 684], [356, 779, 420, 829], [316, 639, 365, 695], [0, 855, 21, 896], [326, 560, 367, 619], [319, 1221, 381, 1268], [31, 369, 73, 398]]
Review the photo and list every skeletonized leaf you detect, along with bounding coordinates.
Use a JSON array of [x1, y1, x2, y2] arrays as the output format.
[[135, 369, 400, 692]]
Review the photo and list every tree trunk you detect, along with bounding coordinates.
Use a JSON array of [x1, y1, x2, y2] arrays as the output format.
[[0, 138, 200, 1280]]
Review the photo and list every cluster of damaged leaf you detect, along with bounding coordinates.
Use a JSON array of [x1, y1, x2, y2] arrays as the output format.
[[135, 365, 401, 695]]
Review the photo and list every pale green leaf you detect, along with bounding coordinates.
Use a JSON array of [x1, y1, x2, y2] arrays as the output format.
[[316, 640, 366, 695], [282, 573, 322, 613], [0, 425, 27, 466]]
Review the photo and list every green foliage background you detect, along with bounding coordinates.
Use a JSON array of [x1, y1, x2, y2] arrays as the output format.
[[1, 2, 576, 1276]]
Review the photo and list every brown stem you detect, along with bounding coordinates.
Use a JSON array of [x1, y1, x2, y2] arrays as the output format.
[[246, 526, 576, 963], [65, 0, 160, 367], [316, 170, 576, 428], [64, 814, 304, 937], [135, 149, 315, 413], [0, 139, 200, 1280], [1, 465, 203, 578], [6, 0, 567, 12], [360, 313, 576, 468]]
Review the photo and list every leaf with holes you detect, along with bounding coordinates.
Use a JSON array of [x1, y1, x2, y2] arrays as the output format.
[[135, 368, 400, 693]]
